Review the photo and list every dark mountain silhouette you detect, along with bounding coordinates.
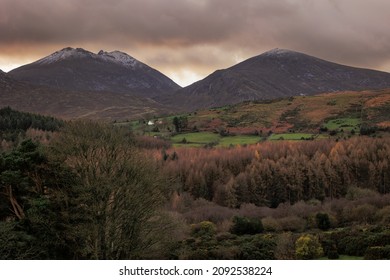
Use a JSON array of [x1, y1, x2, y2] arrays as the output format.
[[167, 48, 390, 110]]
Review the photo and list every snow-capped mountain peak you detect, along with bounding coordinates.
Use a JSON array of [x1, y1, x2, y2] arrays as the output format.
[[35, 47, 141, 69], [9, 47, 181, 97]]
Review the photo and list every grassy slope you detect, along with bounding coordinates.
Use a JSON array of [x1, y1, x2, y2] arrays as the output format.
[[131, 89, 390, 145], [189, 89, 390, 132]]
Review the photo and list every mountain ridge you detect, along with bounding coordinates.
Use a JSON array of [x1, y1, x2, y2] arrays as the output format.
[[165, 48, 390, 110]]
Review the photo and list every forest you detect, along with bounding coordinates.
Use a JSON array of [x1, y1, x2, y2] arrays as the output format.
[[0, 107, 389, 260]]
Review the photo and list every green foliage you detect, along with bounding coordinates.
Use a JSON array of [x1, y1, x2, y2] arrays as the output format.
[[0, 107, 63, 142], [0, 139, 46, 220], [230, 216, 264, 235], [177, 233, 276, 260], [0, 221, 38, 259], [0, 139, 77, 259], [360, 124, 378, 135], [330, 228, 390, 257], [191, 221, 217, 238], [316, 212, 331, 231], [237, 235, 276, 260], [327, 249, 339, 259], [364, 245, 390, 260], [295, 234, 323, 259], [172, 116, 188, 132]]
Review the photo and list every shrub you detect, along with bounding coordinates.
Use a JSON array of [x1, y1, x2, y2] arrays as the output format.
[[191, 221, 217, 238], [375, 206, 390, 225], [262, 217, 282, 232], [275, 232, 296, 260], [341, 235, 369, 256], [316, 212, 331, 231], [278, 216, 306, 232], [230, 216, 264, 235], [327, 249, 339, 259], [295, 234, 323, 259], [364, 246, 390, 260], [237, 235, 276, 260]]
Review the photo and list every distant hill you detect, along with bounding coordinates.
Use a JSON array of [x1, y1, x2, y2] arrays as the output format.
[[9, 47, 181, 98], [167, 49, 390, 110]]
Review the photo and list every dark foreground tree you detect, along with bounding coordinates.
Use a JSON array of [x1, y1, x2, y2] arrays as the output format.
[[49, 121, 175, 259]]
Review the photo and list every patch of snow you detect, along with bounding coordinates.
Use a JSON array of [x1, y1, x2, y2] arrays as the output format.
[[36, 47, 93, 65], [98, 50, 140, 69], [264, 48, 296, 57]]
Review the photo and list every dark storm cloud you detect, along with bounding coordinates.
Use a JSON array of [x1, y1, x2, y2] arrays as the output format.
[[1, 0, 390, 85]]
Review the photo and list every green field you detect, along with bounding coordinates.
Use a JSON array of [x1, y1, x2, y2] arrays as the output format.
[[268, 133, 318, 141], [324, 118, 361, 131], [171, 132, 261, 147], [171, 132, 220, 144], [218, 135, 260, 147]]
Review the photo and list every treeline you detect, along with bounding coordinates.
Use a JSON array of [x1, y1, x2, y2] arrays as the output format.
[[0, 107, 63, 142], [161, 138, 390, 208]]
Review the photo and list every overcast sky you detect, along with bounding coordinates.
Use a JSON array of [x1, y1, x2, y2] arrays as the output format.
[[1, 0, 390, 86]]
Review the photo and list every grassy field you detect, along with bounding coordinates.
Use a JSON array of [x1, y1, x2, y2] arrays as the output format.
[[171, 132, 262, 147], [171, 132, 220, 144], [218, 135, 261, 147], [324, 117, 361, 131], [268, 133, 318, 140]]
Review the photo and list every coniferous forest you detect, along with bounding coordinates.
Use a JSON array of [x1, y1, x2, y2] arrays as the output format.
[[1, 107, 390, 260]]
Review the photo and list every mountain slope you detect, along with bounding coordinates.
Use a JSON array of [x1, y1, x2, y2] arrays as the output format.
[[0, 72, 172, 120], [170, 49, 390, 110], [9, 47, 181, 98]]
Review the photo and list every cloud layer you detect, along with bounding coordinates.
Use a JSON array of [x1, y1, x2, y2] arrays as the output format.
[[1, 0, 390, 85]]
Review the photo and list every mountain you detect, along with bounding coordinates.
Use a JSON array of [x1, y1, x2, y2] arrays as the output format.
[[168, 48, 390, 110], [0, 70, 172, 120], [9, 47, 181, 98]]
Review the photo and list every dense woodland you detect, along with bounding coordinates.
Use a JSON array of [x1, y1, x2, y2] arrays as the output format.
[[1, 108, 390, 260], [160, 138, 390, 207]]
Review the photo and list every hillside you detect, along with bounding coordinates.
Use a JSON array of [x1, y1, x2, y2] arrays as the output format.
[[135, 89, 390, 147], [0, 73, 172, 120], [165, 49, 390, 110]]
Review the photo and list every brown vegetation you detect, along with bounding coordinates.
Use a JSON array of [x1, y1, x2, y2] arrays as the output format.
[[160, 137, 390, 208]]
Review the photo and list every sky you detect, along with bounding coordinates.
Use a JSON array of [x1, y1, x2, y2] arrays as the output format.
[[1, 0, 390, 87]]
